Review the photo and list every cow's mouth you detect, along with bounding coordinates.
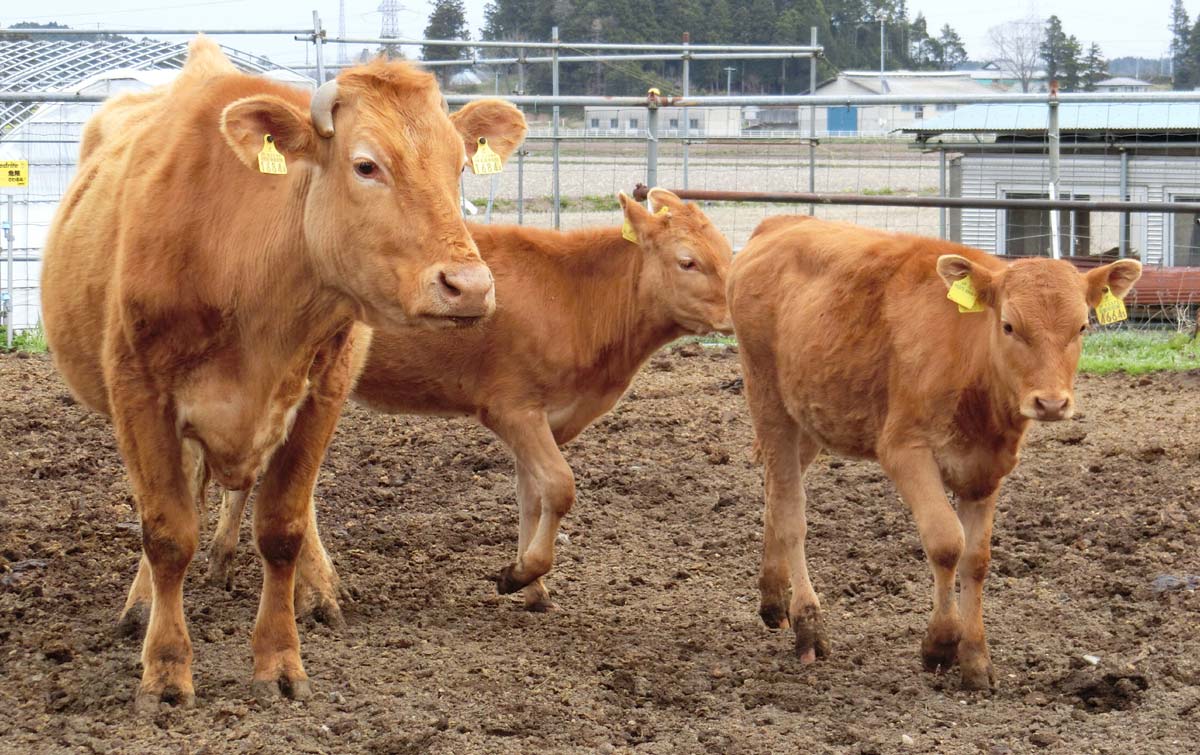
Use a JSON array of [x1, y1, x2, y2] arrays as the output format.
[[424, 313, 486, 329]]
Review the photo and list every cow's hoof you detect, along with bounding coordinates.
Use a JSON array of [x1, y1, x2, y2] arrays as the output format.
[[490, 564, 527, 595], [523, 596, 557, 613], [792, 605, 830, 664], [251, 675, 312, 706], [116, 603, 149, 640], [921, 634, 961, 673], [134, 686, 195, 713], [959, 650, 995, 691], [205, 549, 235, 591], [306, 594, 346, 630], [759, 601, 789, 630]]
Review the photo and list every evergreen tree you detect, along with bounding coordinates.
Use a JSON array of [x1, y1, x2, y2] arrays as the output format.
[[936, 24, 967, 70], [1040, 15, 1068, 85], [1081, 42, 1107, 91], [1170, 0, 1193, 88], [423, 0, 471, 86]]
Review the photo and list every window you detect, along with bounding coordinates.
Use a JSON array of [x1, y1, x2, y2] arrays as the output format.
[[629, 117, 639, 129], [610, 118, 618, 128], [1005, 192, 1091, 257], [1172, 196, 1200, 266], [936, 103, 956, 112], [589, 118, 599, 128], [689, 118, 700, 129], [669, 118, 679, 128]]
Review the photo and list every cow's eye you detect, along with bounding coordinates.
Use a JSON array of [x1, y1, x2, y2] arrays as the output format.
[[678, 257, 697, 271], [354, 160, 377, 178], [1002, 322, 1014, 336]]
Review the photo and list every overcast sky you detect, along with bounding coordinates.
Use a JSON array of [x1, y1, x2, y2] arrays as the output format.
[[0, 1, 1182, 68]]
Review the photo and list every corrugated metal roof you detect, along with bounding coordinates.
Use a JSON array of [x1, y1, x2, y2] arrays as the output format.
[[905, 102, 1200, 135]]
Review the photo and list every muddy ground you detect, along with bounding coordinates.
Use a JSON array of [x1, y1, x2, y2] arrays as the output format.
[[1, 348, 1198, 754]]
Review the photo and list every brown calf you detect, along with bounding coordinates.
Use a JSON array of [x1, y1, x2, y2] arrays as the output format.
[[202, 189, 733, 613], [40, 38, 525, 709], [728, 215, 1141, 690]]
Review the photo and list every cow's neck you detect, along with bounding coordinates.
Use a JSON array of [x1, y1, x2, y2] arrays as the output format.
[[560, 229, 683, 388]]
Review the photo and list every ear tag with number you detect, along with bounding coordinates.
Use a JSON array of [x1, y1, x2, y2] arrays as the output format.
[[1095, 286, 1128, 325], [947, 275, 985, 313], [622, 205, 670, 244], [471, 137, 503, 175], [257, 135, 287, 175]]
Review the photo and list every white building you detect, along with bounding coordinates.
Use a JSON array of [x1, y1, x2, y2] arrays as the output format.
[[1094, 76, 1152, 93], [580, 106, 742, 137]]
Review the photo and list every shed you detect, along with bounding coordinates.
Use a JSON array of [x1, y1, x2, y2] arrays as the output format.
[[904, 102, 1200, 267], [796, 71, 996, 136]]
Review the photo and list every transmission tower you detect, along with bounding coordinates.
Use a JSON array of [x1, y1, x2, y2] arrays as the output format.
[[379, 0, 401, 39], [337, 0, 348, 64]]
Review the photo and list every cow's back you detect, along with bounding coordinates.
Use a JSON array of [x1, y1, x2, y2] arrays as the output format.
[[731, 218, 986, 457]]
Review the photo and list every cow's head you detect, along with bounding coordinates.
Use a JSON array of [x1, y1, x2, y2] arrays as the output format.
[[618, 189, 734, 334], [219, 61, 526, 328], [936, 254, 1142, 421]]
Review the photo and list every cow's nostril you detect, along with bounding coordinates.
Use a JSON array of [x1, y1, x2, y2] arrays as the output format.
[[1035, 396, 1068, 416], [438, 270, 462, 299]]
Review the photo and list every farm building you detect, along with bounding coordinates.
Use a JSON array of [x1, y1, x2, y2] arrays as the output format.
[[580, 105, 742, 137], [964, 62, 1050, 93], [905, 102, 1200, 266], [747, 71, 997, 137], [1094, 76, 1152, 93], [0, 38, 310, 333]]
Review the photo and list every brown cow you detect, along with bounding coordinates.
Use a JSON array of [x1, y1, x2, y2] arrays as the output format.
[[200, 188, 734, 613], [728, 216, 1141, 690], [39, 37, 525, 709]]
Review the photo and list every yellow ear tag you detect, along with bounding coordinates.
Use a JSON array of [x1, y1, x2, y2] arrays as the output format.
[[1095, 286, 1128, 325], [257, 135, 287, 175], [622, 205, 670, 244], [471, 137, 503, 175], [947, 275, 985, 313]]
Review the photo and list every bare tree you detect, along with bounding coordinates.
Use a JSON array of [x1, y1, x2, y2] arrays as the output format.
[[988, 17, 1045, 92]]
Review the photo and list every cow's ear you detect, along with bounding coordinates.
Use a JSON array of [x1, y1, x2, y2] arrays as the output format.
[[618, 191, 656, 244], [220, 95, 316, 169], [936, 254, 995, 302], [1085, 259, 1142, 307], [451, 99, 528, 166], [647, 187, 685, 215]]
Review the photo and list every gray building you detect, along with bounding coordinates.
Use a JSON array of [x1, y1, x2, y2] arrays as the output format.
[[580, 106, 742, 137], [905, 103, 1200, 266]]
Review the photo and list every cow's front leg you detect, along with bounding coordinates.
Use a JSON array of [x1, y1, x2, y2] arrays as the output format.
[[109, 376, 198, 711], [515, 462, 552, 611], [206, 488, 250, 591], [881, 446, 965, 676], [957, 491, 998, 690], [485, 409, 574, 597]]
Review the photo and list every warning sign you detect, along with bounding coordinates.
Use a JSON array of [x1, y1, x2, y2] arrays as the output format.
[[0, 161, 28, 188]]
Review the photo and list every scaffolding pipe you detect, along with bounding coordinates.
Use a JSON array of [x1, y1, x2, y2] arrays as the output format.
[[1048, 83, 1062, 259], [647, 102, 659, 190], [319, 36, 822, 53], [682, 32, 690, 190], [939, 150, 947, 239], [808, 26, 817, 215], [628, 186, 1200, 214], [1119, 149, 1129, 258], [551, 26, 561, 230], [0, 27, 310, 35], [312, 11, 325, 84]]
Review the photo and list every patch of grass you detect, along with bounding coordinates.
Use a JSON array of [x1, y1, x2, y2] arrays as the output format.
[[1, 324, 48, 353], [1080, 329, 1200, 375]]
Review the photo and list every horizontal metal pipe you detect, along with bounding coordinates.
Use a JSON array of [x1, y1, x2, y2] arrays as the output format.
[[917, 141, 1200, 152], [321, 36, 821, 53], [1, 27, 310, 35], [630, 186, 1200, 214], [321, 50, 821, 71]]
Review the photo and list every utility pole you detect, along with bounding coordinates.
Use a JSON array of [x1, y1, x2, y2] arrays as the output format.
[[724, 66, 736, 96], [877, 8, 886, 85]]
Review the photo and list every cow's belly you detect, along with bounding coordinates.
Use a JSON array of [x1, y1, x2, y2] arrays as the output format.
[[778, 352, 885, 460]]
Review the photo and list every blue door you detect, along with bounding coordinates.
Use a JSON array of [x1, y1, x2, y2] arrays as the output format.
[[827, 106, 858, 135]]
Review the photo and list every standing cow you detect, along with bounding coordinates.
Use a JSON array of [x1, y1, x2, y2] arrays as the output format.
[[39, 38, 525, 709], [198, 189, 733, 614], [729, 216, 1140, 690]]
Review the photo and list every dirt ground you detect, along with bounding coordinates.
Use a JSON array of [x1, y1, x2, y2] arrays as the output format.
[[1, 348, 1199, 754]]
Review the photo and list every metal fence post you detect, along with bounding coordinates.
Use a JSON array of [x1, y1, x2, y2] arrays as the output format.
[[312, 11, 325, 84], [938, 150, 947, 239], [551, 26, 561, 230], [5, 196, 12, 349], [1048, 82, 1061, 259], [682, 32, 690, 190], [808, 26, 817, 216], [1119, 148, 1129, 258], [647, 97, 659, 189], [518, 149, 525, 225]]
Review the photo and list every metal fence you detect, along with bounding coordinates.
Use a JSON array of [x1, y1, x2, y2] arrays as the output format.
[[5, 18, 1200, 341]]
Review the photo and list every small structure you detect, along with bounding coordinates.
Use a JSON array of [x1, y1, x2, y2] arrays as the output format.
[[1094, 76, 1152, 93], [905, 102, 1200, 266], [966, 62, 1050, 93], [749, 71, 997, 137], [581, 106, 742, 137]]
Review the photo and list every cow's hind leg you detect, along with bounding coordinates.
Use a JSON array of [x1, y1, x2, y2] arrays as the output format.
[[881, 447, 965, 675], [207, 489, 249, 591], [485, 410, 574, 596], [293, 500, 347, 628], [957, 492, 998, 690]]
